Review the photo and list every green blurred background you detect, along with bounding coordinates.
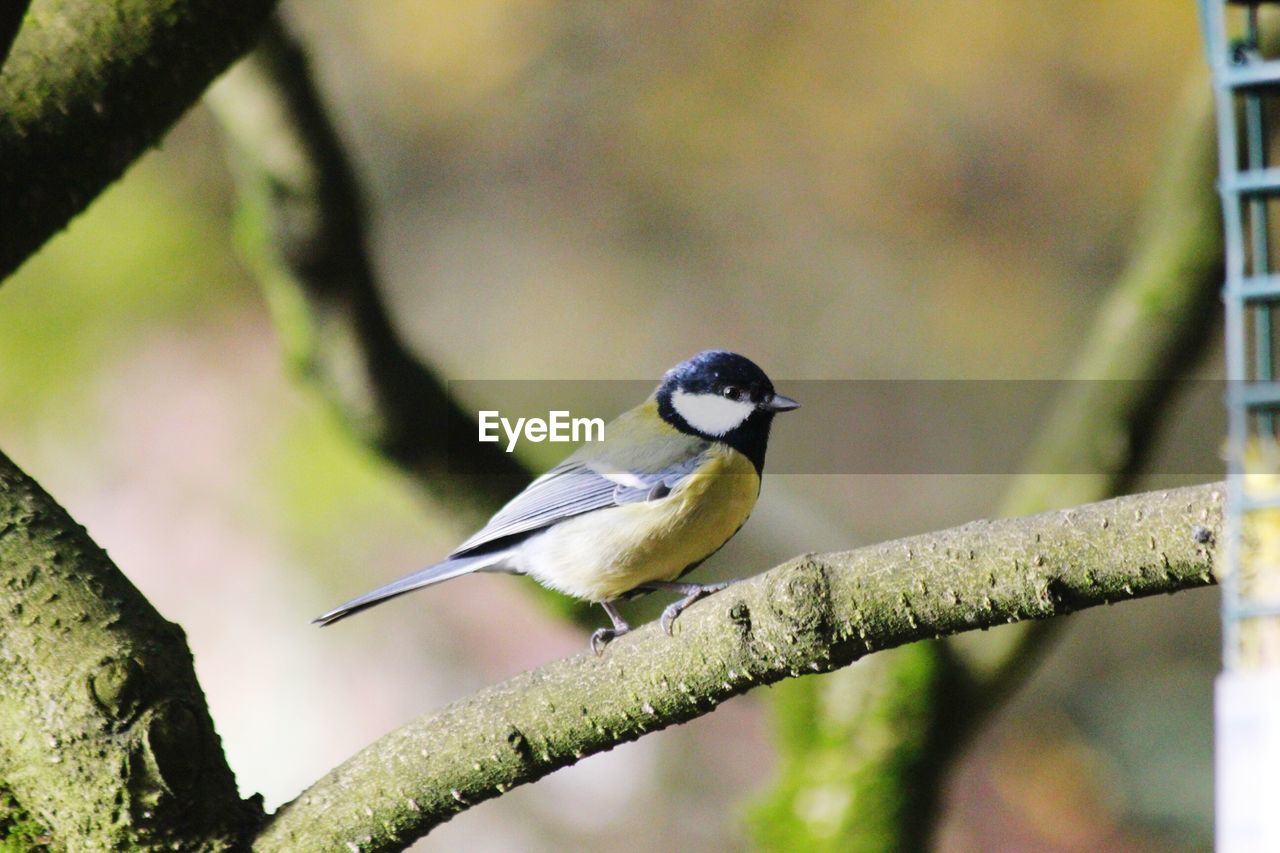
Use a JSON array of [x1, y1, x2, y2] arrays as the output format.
[[0, 1, 1219, 850]]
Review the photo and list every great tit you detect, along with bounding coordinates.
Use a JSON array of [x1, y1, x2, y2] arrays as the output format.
[[314, 350, 799, 653]]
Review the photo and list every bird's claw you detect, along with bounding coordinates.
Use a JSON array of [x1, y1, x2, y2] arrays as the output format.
[[591, 626, 629, 655], [592, 600, 633, 655], [659, 581, 732, 635]]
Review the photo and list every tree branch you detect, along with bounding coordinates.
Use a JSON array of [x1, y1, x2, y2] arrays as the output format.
[[208, 19, 597, 627], [205, 16, 528, 524], [748, 74, 1223, 850], [945, 75, 1221, 706], [0, 450, 257, 848], [0, 0, 279, 280], [200, 16, 1225, 851], [0, 1, 29, 73], [996, 79, 1221, 518], [254, 482, 1222, 851]]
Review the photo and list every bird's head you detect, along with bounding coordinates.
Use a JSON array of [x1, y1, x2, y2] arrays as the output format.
[[656, 351, 799, 453]]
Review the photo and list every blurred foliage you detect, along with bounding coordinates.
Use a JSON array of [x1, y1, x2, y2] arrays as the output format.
[[0, 147, 245, 413], [295, 1, 1200, 384]]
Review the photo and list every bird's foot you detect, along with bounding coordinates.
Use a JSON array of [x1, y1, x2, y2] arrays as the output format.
[[592, 600, 632, 655], [657, 581, 733, 635], [590, 625, 631, 655]]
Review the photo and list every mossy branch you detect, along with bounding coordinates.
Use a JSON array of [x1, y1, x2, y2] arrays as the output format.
[[199, 16, 1225, 853], [0, 2, 29, 72], [0, 450, 257, 849], [254, 482, 1222, 852], [0, 0, 279, 281]]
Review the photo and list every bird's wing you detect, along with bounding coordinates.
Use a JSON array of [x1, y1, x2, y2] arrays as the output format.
[[450, 447, 710, 557]]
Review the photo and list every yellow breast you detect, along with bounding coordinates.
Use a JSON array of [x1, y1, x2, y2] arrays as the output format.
[[518, 444, 761, 601]]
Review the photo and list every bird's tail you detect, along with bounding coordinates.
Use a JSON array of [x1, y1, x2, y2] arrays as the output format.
[[313, 551, 510, 626]]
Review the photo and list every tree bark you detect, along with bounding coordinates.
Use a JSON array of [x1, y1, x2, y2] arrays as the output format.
[[0, 0, 279, 280], [0, 450, 256, 849]]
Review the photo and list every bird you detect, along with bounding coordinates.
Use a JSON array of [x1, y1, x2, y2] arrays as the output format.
[[314, 350, 799, 653]]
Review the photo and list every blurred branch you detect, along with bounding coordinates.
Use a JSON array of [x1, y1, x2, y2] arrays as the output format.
[[0, 1, 28, 72], [206, 17, 528, 522], [256, 482, 1222, 852], [0, 0, 278, 280], [996, 80, 1221, 516], [0, 449, 257, 848], [207, 19, 596, 629], [748, 640, 963, 852], [954, 76, 1222, 692], [749, 76, 1222, 850]]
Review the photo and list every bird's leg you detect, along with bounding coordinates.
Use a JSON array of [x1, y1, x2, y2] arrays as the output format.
[[640, 580, 735, 635], [591, 600, 632, 655]]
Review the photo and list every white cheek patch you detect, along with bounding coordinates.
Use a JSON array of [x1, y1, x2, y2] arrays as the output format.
[[671, 390, 755, 436]]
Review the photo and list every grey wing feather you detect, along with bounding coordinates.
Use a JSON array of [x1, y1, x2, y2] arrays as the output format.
[[450, 450, 710, 557]]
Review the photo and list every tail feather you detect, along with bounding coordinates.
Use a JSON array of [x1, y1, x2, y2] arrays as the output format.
[[314, 551, 508, 626]]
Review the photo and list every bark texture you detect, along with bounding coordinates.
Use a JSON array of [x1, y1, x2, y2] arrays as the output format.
[[0, 0, 278, 279], [0, 451, 256, 849]]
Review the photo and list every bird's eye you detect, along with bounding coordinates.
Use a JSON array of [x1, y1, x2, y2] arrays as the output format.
[[722, 386, 744, 401]]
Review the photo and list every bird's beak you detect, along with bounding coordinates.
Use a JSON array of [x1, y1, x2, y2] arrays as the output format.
[[764, 393, 800, 412]]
